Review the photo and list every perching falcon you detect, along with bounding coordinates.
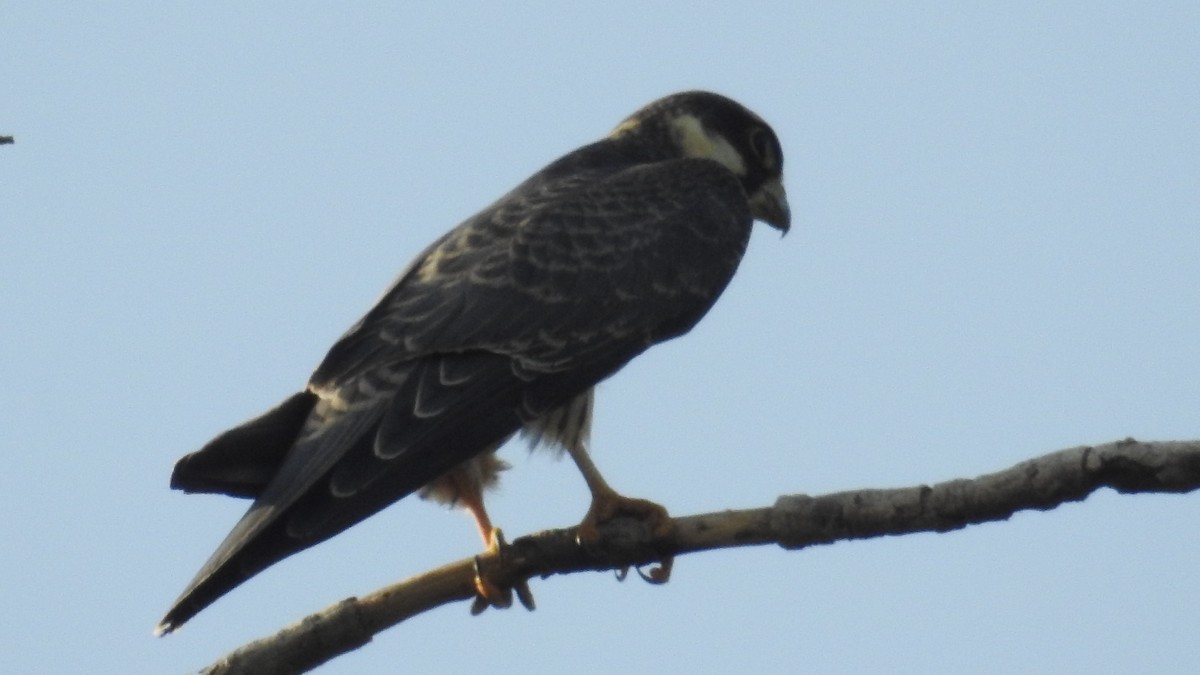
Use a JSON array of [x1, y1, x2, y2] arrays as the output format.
[[158, 90, 790, 634]]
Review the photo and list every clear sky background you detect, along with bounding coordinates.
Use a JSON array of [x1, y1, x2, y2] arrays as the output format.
[[3, 3, 1198, 674]]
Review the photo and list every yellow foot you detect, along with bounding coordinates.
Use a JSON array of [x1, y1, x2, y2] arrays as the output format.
[[577, 489, 674, 542], [577, 489, 675, 584], [471, 529, 535, 615]]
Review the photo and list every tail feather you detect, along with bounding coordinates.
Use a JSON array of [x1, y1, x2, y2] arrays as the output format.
[[157, 350, 633, 634], [170, 391, 317, 498]]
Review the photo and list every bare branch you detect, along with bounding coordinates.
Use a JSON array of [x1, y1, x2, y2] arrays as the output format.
[[0, 136, 13, 145], [199, 438, 1200, 675]]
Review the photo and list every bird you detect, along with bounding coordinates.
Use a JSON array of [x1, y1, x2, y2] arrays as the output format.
[[157, 90, 790, 635]]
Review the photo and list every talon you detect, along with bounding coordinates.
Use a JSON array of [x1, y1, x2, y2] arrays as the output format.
[[635, 556, 673, 584], [472, 555, 513, 612], [470, 528, 534, 614], [564, 440, 674, 587], [575, 487, 674, 584], [514, 579, 536, 611], [470, 595, 489, 615]]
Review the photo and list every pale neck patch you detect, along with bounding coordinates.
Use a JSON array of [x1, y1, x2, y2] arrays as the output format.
[[669, 114, 746, 176], [609, 117, 641, 138]]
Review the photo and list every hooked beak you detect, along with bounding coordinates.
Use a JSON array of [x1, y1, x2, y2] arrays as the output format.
[[748, 177, 790, 234]]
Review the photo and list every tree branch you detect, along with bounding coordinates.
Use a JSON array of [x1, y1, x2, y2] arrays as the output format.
[[0, 136, 13, 145], [199, 438, 1200, 675]]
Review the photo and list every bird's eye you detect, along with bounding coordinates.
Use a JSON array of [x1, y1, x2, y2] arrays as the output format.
[[748, 127, 775, 168]]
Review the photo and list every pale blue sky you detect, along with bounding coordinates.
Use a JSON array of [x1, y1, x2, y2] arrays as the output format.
[[3, 3, 1199, 673]]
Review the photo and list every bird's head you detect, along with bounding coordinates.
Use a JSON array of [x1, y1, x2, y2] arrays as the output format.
[[611, 91, 791, 233]]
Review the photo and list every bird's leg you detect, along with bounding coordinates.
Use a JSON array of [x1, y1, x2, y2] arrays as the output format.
[[459, 488, 511, 608], [459, 487, 534, 612], [567, 441, 674, 583]]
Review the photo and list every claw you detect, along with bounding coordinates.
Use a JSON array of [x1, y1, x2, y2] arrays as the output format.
[[472, 556, 512, 612], [470, 528, 535, 615], [565, 440, 674, 587], [514, 579, 536, 611], [635, 558, 672, 584], [576, 487, 674, 583]]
